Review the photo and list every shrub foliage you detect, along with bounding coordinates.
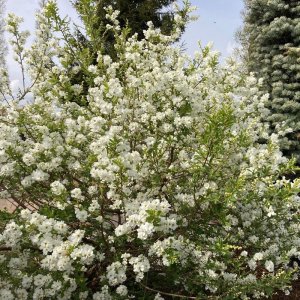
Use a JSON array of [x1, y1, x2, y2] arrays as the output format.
[[0, 1, 300, 299]]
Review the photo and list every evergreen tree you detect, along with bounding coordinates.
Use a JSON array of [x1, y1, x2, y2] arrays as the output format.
[[61, 0, 188, 105], [94, 0, 181, 38], [240, 0, 300, 163], [75, 0, 185, 58]]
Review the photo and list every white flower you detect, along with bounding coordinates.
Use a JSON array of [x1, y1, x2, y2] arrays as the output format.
[[248, 259, 256, 271], [253, 253, 263, 261], [265, 260, 274, 272], [93, 286, 112, 300], [68, 230, 85, 245], [266, 206, 276, 217], [154, 293, 165, 300], [240, 251, 248, 257], [223, 272, 237, 281], [129, 255, 150, 282], [21, 175, 33, 187], [70, 245, 95, 264], [137, 222, 154, 240], [88, 185, 98, 195], [79, 291, 88, 300], [0, 221, 23, 247], [116, 285, 128, 296], [15, 288, 28, 299], [50, 181, 66, 196], [95, 215, 103, 223], [33, 274, 52, 287], [22, 153, 35, 166], [0, 289, 14, 300], [22, 275, 32, 289], [75, 208, 88, 222], [106, 262, 127, 286], [115, 224, 130, 236], [51, 281, 62, 292], [31, 169, 50, 182], [88, 65, 98, 74], [71, 188, 83, 199], [88, 199, 100, 212]]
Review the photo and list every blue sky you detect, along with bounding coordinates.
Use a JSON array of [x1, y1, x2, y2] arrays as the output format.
[[185, 0, 244, 56], [5, 0, 245, 83]]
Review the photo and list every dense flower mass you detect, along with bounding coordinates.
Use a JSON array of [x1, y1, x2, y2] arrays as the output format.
[[0, 1, 300, 299]]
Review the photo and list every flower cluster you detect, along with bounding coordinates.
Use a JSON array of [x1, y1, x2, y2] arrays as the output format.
[[0, 1, 300, 299]]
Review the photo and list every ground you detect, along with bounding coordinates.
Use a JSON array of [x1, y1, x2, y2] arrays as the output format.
[[272, 281, 300, 300], [0, 199, 15, 211]]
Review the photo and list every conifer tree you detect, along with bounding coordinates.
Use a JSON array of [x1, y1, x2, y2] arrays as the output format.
[[94, 0, 181, 38], [240, 0, 300, 163], [75, 0, 185, 59], [63, 0, 188, 105]]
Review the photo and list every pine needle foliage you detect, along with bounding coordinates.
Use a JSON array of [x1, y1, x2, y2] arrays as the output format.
[[240, 0, 300, 163]]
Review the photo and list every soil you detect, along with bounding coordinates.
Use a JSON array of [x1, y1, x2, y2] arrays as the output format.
[[0, 199, 15, 212], [271, 280, 300, 299]]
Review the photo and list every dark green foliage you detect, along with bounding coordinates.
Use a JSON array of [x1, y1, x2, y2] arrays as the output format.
[[240, 0, 300, 162], [93, 0, 179, 37], [63, 0, 185, 105], [75, 0, 182, 51]]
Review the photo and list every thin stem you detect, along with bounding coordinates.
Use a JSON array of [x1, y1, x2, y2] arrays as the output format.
[[139, 282, 197, 299]]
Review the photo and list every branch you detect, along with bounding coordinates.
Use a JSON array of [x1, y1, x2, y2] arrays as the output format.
[[0, 246, 12, 251], [139, 282, 197, 299]]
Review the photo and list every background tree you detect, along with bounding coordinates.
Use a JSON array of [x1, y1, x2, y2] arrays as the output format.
[[74, 0, 186, 59], [239, 0, 300, 163], [60, 0, 189, 105]]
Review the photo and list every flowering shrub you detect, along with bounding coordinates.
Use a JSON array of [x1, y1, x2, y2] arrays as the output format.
[[0, 1, 300, 299]]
